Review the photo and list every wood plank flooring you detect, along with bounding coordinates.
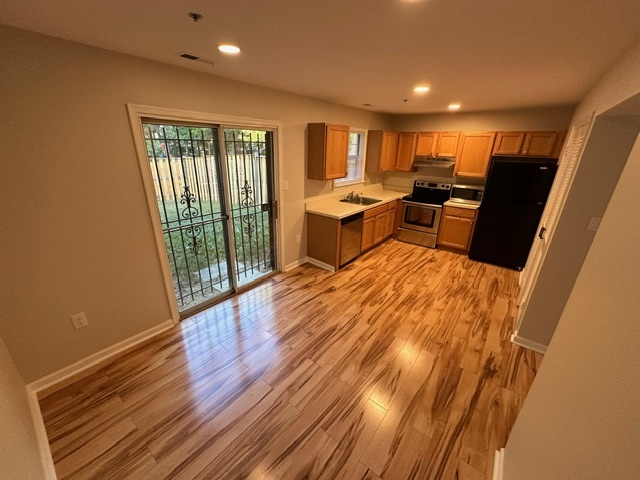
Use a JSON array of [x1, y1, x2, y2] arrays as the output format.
[[39, 240, 543, 480]]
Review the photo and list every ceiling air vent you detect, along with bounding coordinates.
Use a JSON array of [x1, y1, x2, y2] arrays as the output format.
[[176, 52, 215, 67], [179, 52, 200, 61]]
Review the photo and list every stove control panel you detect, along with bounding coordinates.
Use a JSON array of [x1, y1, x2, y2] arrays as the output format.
[[414, 181, 451, 190]]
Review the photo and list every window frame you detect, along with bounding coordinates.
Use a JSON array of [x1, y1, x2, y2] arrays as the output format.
[[333, 128, 367, 188]]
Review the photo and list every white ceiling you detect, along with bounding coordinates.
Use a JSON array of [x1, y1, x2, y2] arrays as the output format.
[[2, 0, 639, 114]]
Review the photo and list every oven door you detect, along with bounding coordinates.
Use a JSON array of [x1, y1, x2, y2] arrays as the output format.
[[401, 200, 443, 234]]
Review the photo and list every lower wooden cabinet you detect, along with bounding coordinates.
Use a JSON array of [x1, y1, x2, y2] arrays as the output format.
[[361, 217, 375, 251], [362, 201, 396, 251], [437, 205, 478, 251]]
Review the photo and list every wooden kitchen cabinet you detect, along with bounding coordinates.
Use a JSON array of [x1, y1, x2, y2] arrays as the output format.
[[436, 132, 460, 157], [522, 131, 557, 156], [384, 201, 396, 237], [437, 205, 478, 251], [454, 132, 496, 178], [366, 130, 398, 173], [492, 131, 566, 157], [362, 202, 395, 251], [395, 132, 418, 171], [493, 131, 525, 155], [361, 218, 375, 251], [307, 123, 349, 180], [415, 132, 438, 156], [415, 131, 460, 157]]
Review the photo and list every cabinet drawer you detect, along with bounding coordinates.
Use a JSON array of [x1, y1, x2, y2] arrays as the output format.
[[387, 201, 396, 211], [443, 206, 477, 219], [364, 204, 388, 219]]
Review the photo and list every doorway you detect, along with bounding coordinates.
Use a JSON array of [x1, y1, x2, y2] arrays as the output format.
[[141, 120, 278, 317]]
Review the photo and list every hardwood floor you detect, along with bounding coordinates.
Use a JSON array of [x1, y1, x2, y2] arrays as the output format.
[[39, 240, 543, 480]]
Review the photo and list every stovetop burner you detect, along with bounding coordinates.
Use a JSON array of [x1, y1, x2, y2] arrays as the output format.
[[403, 180, 452, 206]]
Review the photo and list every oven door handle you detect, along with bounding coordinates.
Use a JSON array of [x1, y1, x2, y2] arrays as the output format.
[[402, 200, 443, 209]]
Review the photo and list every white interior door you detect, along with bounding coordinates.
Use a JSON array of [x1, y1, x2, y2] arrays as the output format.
[[517, 113, 595, 328]]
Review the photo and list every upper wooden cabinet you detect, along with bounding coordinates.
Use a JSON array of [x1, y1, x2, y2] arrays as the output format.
[[415, 131, 460, 157], [415, 132, 438, 156], [493, 131, 565, 157], [454, 132, 496, 178], [366, 130, 398, 173], [493, 132, 525, 155], [436, 132, 460, 157], [522, 132, 557, 156], [395, 132, 418, 171], [307, 123, 349, 180]]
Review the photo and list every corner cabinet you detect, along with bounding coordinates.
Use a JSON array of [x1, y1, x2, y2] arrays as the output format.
[[395, 132, 418, 171], [307, 123, 349, 180], [454, 132, 496, 178], [437, 205, 478, 251], [366, 130, 398, 173]]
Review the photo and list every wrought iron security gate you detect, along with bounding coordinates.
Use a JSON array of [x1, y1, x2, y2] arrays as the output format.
[[142, 122, 277, 315]]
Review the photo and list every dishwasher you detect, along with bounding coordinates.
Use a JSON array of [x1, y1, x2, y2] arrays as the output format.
[[340, 212, 363, 267]]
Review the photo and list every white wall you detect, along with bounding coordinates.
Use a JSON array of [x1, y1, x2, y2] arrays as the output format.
[[0, 25, 388, 382], [504, 36, 640, 479], [516, 37, 640, 346], [503, 127, 640, 480], [0, 334, 48, 479]]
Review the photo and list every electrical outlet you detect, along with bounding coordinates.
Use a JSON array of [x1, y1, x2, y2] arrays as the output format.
[[296, 234, 301, 244], [283, 180, 289, 191], [70, 312, 88, 330]]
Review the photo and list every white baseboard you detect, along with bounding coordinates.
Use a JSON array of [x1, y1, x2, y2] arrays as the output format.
[[306, 257, 336, 272], [511, 332, 548, 355], [493, 448, 505, 480], [284, 257, 308, 272], [28, 319, 174, 395], [27, 388, 57, 479]]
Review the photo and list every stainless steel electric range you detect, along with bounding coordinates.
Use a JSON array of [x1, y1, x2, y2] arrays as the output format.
[[398, 180, 452, 248]]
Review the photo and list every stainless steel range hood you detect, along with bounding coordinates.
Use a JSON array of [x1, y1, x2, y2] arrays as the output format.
[[413, 155, 456, 169]]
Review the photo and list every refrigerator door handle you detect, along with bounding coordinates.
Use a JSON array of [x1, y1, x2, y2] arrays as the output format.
[[538, 226, 547, 239]]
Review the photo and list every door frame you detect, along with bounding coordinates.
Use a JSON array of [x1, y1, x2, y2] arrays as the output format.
[[127, 104, 284, 324], [516, 112, 595, 331]]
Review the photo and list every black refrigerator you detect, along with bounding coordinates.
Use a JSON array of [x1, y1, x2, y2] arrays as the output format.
[[468, 156, 558, 270]]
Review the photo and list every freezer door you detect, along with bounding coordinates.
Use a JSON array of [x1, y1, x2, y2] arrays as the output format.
[[484, 157, 558, 202], [469, 198, 545, 270]]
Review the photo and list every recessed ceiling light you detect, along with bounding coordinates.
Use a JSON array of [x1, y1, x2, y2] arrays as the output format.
[[448, 103, 461, 110], [414, 86, 430, 93], [218, 44, 240, 55]]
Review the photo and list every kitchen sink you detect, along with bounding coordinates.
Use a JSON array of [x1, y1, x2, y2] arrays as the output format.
[[340, 196, 381, 206]]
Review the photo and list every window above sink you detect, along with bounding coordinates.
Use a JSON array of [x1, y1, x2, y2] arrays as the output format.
[[334, 129, 367, 188]]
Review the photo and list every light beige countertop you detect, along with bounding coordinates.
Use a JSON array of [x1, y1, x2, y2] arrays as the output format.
[[306, 187, 406, 219], [443, 200, 480, 210]]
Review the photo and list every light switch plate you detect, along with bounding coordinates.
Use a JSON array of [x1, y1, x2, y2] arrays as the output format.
[[587, 217, 602, 231]]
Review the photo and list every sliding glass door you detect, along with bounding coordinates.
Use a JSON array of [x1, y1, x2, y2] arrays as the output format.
[[142, 122, 276, 316]]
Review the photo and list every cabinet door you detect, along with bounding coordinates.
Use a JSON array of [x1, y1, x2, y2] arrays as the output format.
[[416, 132, 437, 156], [522, 132, 557, 157], [454, 132, 496, 178], [436, 132, 460, 157], [361, 218, 375, 251], [380, 132, 398, 172], [384, 209, 395, 237], [325, 124, 350, 179], [493, 132, 525, 155], [373, 214, 387, 244], [437, 215, 475, 250], [395, 132, 417, 171]]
